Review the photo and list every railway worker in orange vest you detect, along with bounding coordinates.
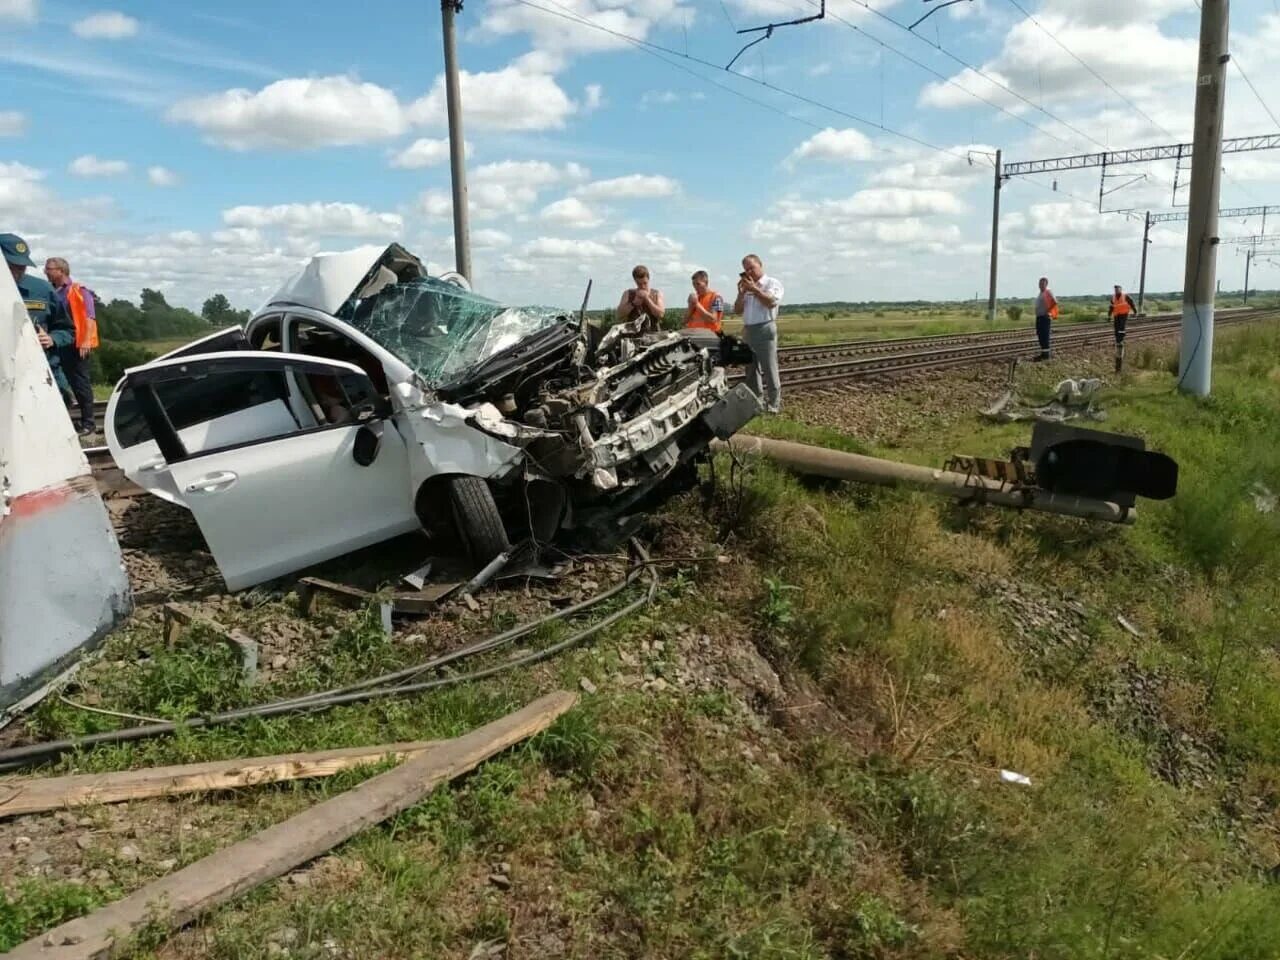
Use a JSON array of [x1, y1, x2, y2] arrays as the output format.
[[685, 270, 724, 334], [44, 256, 99, 435], [1034, 276, 1058, 361], [1107, 284, 1137, 373]]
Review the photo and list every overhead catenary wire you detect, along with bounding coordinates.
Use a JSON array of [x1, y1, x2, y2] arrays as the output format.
[[788, 0, 1073, 144], [832, 0, 1113, 151], [510, 0, 969, 161], [1002, 0, 1174, 138], [1231, 57, 1280, 131], [828, 0, 1193, 199]]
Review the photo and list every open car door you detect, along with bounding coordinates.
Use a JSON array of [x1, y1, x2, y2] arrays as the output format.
[[118, 352, 419, 590]]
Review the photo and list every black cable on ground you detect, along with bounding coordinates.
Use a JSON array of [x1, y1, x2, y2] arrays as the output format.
[[0, 543, 659, 772]]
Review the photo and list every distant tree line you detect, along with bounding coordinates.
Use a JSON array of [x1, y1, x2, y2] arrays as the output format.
[[90, 289, 248, 385]]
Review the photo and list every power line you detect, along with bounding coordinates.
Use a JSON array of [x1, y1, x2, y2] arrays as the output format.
[[1232, 57, 1280, 131], [833, 0, 1112, 151], [798, 0, 1072, 144], [1002, 0, 1175, 139], [511, 0, 968, 160]]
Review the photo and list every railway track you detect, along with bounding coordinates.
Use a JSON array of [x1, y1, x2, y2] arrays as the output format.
[[771, 310, 1276, 388], [771, 306, 1262, 364], [84, 307, 1278, 493]]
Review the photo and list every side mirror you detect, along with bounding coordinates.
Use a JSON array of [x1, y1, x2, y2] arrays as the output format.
[[353, 420, 384, 466]]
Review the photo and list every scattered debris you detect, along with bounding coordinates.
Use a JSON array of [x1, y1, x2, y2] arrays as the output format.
[[983, 377, 1108, 423], [4, 691, 576, 959], [999, 769, 1032, 786], [0, 739, 448, 819], [400, 560, 434, 591], [1117, 615, 1143, 638], [1251, 481, 1277, 514], [163, 602, 259, 682], [578, 677, 598, 696]]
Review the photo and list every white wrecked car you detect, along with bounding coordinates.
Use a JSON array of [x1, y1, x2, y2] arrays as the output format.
[[105, 244, 760, 590]]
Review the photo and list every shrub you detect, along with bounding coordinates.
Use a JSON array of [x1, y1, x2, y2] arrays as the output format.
[[1006, 305, 1023, 323], [89, 341, 157, 385]]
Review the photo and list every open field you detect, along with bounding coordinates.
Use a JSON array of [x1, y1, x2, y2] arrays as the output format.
[[9, 321, 1280, 959], [718, 293, 1278, 346]]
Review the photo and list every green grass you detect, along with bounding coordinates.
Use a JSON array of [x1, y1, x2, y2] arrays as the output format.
[[10, 323, 1280, 957]]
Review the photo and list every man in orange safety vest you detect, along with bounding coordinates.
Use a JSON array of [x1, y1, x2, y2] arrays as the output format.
[[44, 256, 99, 435], [1034, 276, 1059, 361], [1108, 284, 1137, 373], [685, 270, 725, 334]]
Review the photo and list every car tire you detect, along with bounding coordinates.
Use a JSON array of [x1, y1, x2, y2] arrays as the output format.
[[448, 476, 510, 564]]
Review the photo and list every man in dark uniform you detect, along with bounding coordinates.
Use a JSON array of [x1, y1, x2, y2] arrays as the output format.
[[3, 232, 74, 398]]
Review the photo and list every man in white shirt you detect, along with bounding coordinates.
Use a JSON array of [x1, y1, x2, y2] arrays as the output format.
[[733, 253, 784, 413]]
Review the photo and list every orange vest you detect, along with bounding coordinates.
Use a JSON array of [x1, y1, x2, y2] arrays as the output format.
[[67, 282, 99, 349], [1044, 290, 1059, 319], [1111, 293, 1131, 317], [685, 290, 723, 333]]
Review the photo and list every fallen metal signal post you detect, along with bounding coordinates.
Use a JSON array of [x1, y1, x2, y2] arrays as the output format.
[[717, 422, 1178, 525]]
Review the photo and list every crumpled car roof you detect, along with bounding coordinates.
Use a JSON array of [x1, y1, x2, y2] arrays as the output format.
[[260, 243, 427, 315]]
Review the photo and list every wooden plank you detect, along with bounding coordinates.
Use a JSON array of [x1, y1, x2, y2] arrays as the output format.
[[8, 690, 576, 959], [0, 740, 447, 819]]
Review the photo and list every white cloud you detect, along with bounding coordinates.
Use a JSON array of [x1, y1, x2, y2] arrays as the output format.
[[868, 146, 995, 190], [211, 226, 265, 246], [1005, 202, 1134, 241], [389, 137, 453, 169], [540, 196, 603, 229], [842, 188, 966, 218], [919, 16, 1194, 114], [168, 230, 203, 247], [0, 110, 25, 136], [68, 154, 129, 177], [583, 83, 604, 112], [147, 165, 179, 187], [524, 236, 613, 259], [476, 159, 586, 188], [0, 162, 47, 219], [72, 11, 139, 39], [419, 160, 587, 222], [0, 0, 37, 24], [576, 174, 679, 199], [472, 229, 512, 249], [611, 228, 684, 254], [222, 202, 403, 237], [478, 0, 693, 55], [168, 75, 409, 150], [786, 127, 875, 166], [409, 57, 578, 131]]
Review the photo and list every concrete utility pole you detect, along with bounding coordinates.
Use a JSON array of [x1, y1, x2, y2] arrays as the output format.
[[1244, 245, 1253, 304], [1138, 211, 1152, 313], [1179, 0, 1229, 396], [441, 0, 472, 282], [987, 148, 1002, 323]]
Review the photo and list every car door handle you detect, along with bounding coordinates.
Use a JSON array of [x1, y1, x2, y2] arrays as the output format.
[[184, 471, 238, 494], [138, 457, 166, 472]]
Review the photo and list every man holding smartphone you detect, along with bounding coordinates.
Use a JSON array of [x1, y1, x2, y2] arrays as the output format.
[[3, 233, 73, 398], [733, 253, 784, 413]]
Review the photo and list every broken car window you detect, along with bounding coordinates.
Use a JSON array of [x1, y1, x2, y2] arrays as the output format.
[[341, 277, 562, 386]]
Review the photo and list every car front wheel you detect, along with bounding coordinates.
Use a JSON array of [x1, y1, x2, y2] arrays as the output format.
[[448, 476, 511, 564]]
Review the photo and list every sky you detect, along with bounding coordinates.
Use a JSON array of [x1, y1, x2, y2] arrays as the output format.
[[3, 0, 1280, 313]]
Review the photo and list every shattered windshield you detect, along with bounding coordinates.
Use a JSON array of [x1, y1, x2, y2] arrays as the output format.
[[342, 276, 563, 385]]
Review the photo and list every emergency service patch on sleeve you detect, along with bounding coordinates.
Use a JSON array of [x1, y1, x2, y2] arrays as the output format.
[[24, 300, 47, 311]]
